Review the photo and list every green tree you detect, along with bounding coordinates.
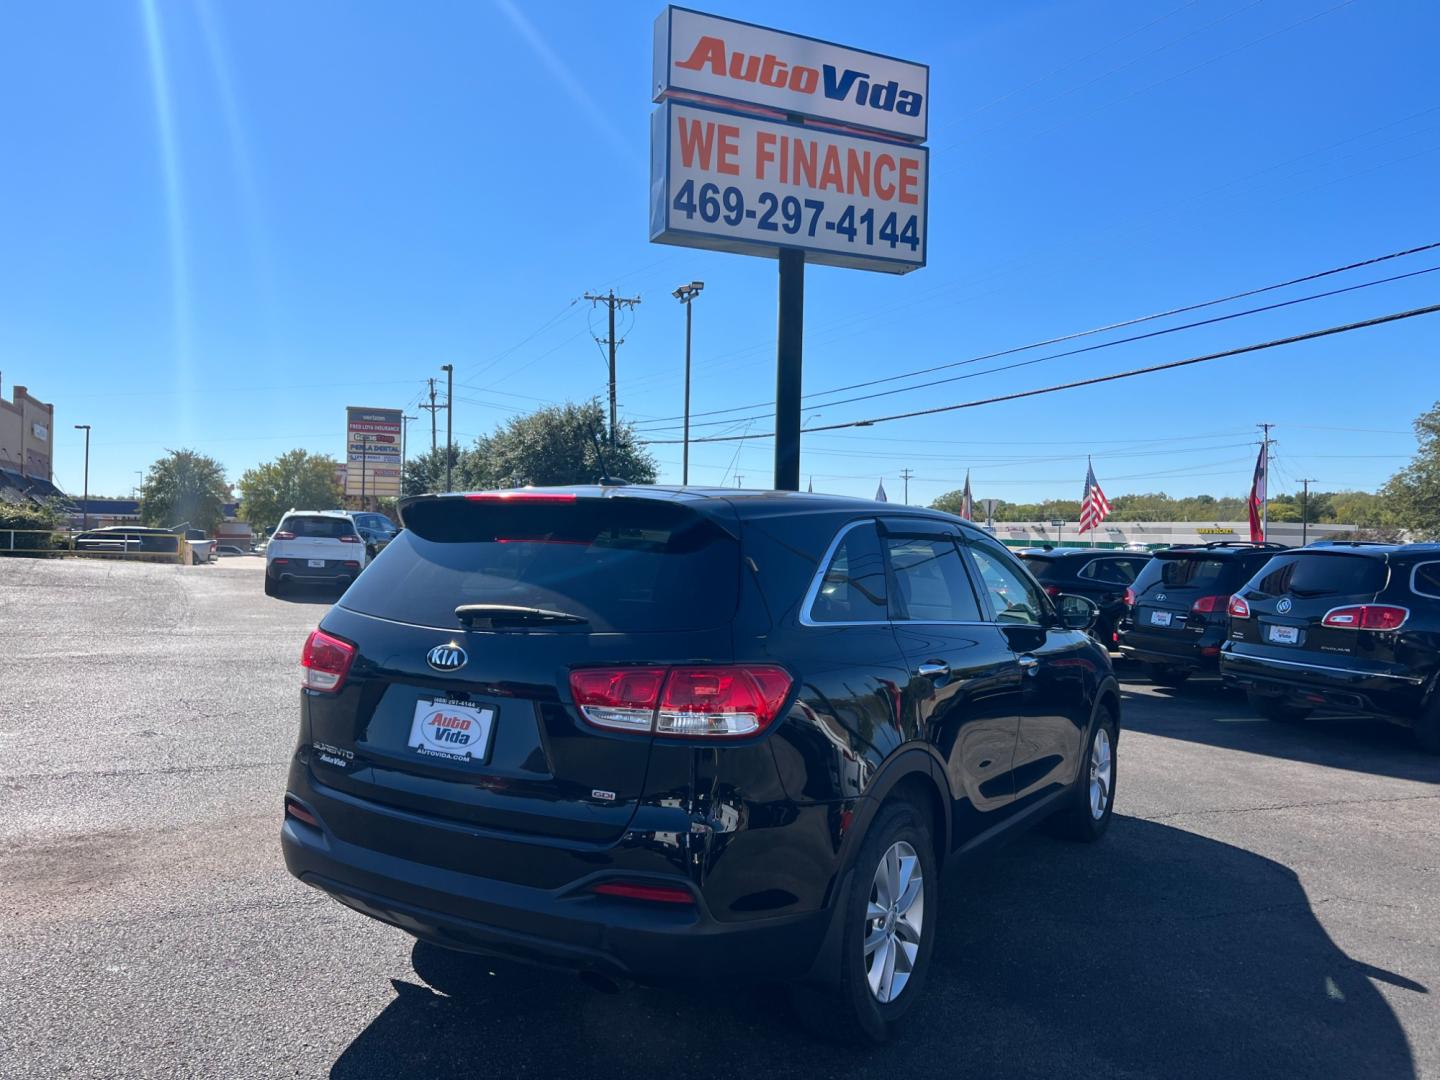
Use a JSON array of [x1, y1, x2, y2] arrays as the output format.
[[1385, 399, 1440, 539], [237, 449, 343, 531], [402, 445, 470, 497], [138, 450, 230, 532], [468, 400, 657, 489]]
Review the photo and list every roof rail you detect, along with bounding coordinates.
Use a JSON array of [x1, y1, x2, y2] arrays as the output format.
[[1165, 540, 1286, 550]]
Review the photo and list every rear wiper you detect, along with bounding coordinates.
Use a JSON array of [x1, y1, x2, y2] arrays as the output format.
[[454, 604, 589, 627]]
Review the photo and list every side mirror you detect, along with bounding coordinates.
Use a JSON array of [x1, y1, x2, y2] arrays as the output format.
[[1055, 593, 1100, 631]]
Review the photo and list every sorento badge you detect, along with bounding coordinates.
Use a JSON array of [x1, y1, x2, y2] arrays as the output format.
[[427, 644, 468, 672]]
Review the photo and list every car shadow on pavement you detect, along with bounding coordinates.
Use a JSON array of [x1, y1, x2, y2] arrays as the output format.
[[1122, 676, 1440, 784], [273, 585, 343, 606], [328, 816, 1421, 1080]]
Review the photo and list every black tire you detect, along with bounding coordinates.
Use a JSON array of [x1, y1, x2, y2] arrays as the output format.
[[1246, 691, 1312, 724], [264, 573, 280, 597], [1048, 708, 1118, 842], [794, 799, 938, 1044], [1146, 663, 1190, 689]]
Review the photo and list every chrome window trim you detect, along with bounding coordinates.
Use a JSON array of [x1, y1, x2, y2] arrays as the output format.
[[1410, 561, 1440, 600], [1225, 651, 1424, 684], [799, 519, 889, 627]]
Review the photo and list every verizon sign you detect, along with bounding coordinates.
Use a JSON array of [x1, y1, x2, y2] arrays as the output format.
[[651, 101, 927, 273], [653, 7, 928, 142]]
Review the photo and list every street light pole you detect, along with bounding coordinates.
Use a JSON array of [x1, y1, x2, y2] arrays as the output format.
[[672, 281, 704, 485], [74, 424, 91, 530], [1300, 478, 1316, 546]]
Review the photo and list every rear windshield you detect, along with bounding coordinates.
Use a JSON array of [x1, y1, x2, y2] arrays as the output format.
[[1133, 554, 1233, 594], [342, 498, 740, 632], [283, 516, 354, 539], [1251, 554, 1387, 598]]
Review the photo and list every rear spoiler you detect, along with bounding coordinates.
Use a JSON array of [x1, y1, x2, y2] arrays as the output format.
[[397, 490, 740, 543]]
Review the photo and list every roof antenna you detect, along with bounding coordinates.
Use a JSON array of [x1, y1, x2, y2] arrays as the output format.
[[589, 430, 626, 487]]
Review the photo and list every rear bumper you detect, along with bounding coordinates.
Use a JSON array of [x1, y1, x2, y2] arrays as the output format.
[[269, 562, 356, 584], [280, 773, 835, 983], [1117, 628, 1224, 673], [1219, 648, 1425, 721]]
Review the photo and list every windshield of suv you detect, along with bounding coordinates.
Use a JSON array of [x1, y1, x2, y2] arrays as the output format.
[[342, 499, 739, 632]]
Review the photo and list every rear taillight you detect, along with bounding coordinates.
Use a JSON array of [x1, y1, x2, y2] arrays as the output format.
[[569, 664, 793, 739], [569, 667, 667, 733], [1123, 587, 1136, 607], [590, 880, 694, 904], [1190, 595, 1230, 614], [339, 534, 361, 543], [285, 797, 319, 828], [342, 560, 360, 568], [1227, 596, 1251, 618], [1322, 604, 1408, 630], [300, 629, 356, 692], [272, 531, 296, 540], [272, 558, 289, 564]]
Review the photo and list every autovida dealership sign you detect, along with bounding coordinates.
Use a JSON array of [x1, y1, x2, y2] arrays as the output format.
[[651, 7, 929, 274], [345, 406, 403, 499]]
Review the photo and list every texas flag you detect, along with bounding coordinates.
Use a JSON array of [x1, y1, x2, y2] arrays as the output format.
[[1247, 443, 1267, 542]]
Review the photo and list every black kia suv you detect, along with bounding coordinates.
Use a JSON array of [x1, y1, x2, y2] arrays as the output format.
[[280, 488, 1121, 1040], [1118, 541, 1287, 686], [1017, 548, 1151, 650], [1220, 541, 1440, 751]]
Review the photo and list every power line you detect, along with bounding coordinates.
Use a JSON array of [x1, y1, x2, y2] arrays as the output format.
[[643, 302, 1440, 445], [640, 258, 1440, 433], [633, 240, 1440, 428]]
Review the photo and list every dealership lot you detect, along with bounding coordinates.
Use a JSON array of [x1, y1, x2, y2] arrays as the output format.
[[2, 558, 1437, 1079]]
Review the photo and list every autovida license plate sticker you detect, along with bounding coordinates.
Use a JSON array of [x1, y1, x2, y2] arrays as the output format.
[[409, 699, 495, 763]]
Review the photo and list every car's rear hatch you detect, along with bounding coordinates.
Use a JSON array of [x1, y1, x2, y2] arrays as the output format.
[[1130, 551, 1251, 635], [307, 492, 741, 844], [1227, 550, 1394, 665]]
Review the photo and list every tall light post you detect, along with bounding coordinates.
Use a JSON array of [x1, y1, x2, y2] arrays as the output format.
[[672, 281, 704, 485], [74, 424, 91, 531]]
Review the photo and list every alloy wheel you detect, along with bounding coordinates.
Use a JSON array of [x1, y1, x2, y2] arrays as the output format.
[[1089, 727, 1114, 820], [864, 840, 925, 1003]]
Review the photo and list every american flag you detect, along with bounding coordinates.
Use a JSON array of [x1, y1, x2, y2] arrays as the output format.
[[1247, 442, 1267, 542], [959, 470, 974, 521], [1078, 459, 1111, 533]]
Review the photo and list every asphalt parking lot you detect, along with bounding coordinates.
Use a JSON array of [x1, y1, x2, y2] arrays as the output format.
[[2, 557, 1437, 1079]]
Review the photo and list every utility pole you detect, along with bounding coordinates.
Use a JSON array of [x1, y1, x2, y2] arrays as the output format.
[[774, 249, 805, 491], [672, 281, 704, 484], [585, 289, 642, 446], [899, 467, 914, 505], [74, 424, 91, 531], [735, 474, 744, 488], [401, 414, 417, 477], [1259, 422, 1274, 541], [421, 378, 441, 459], [1300, 478, 1316, 546], [441, 364, 454, 492]]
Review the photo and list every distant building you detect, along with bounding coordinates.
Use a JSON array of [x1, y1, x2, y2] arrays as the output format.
[[0, 382, 57, 500]]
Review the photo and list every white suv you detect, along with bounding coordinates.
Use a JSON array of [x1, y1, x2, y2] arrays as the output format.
[[264, 510, 368, 597]]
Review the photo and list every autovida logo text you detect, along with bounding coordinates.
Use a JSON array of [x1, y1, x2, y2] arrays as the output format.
[[426, 644, 467, 672], [675, 37, 923, 118]]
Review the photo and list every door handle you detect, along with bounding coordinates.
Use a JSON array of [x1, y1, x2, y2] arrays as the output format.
[[1017, 655, 1039, 674], [916, 661, 950, 679]]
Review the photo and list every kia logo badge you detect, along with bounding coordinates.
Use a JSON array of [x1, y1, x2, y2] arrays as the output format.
[[1277, 598, 1293, 614], [427, 644, 467, 672]]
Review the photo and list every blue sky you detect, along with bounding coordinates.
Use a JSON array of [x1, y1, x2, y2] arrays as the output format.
[[2, 0, 1436, 506]]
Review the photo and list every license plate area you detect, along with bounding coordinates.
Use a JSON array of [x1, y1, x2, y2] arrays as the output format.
[[308, 558, 326, 567], [408, 697, 497, 764], [1267, 624, 1300, 645], [1149, 611, 1173, 627]]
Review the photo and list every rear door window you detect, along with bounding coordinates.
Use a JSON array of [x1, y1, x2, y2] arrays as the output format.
[[1079, 557, 1144, 584], [1412, 562, 1440, 599], [808, 521, 888, 623], [343, 497, 740, 633], [885, 537, 981, 622]]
